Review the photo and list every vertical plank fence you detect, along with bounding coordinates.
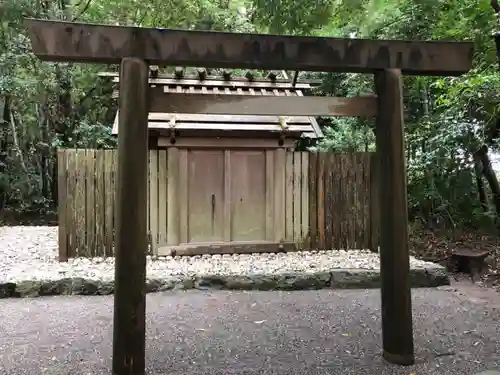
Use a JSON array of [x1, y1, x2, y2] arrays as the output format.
[[58, 149, 378, 259]]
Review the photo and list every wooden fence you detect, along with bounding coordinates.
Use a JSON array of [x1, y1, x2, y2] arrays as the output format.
[[57, 149, 376, 259]]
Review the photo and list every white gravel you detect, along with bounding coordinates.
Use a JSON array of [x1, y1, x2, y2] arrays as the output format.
[[0, 226, 439, 283]]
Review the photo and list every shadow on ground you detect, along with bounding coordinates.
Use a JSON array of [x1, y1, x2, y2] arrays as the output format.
[[0, 283, 499, 375]]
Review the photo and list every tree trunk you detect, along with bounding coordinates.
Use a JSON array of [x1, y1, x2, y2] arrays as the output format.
[[0, 96, 9, 209], [9, 112, 28, 174], [475, 145, 500, 220], [473, 157, 489, 212]]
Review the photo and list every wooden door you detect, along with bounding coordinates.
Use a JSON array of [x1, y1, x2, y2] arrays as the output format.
[[230, 150, 267, 241], [187, 150, 225, 242]]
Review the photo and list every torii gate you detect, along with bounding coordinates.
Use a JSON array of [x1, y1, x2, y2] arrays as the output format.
[[24, 18, 473, 374]]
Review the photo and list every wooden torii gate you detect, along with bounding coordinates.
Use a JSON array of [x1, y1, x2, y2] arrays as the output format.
[[24, 18, 473, 374]]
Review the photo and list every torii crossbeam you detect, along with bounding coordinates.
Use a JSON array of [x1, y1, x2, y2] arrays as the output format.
[[24, 18, 474, 374]]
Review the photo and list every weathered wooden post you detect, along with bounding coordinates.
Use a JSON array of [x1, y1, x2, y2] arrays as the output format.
[[112, 57, 150, 375], [374, 69, 414, 365]]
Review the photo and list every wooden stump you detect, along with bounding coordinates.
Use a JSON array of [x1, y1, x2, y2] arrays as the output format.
[[449, 248, 490, 281]]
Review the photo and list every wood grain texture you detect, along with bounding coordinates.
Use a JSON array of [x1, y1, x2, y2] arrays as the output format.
[[57, 149, 68, 261], [150, 92, 377, 117], [58, 149, 374, 256], [104, 150, 115, 256], [25, 18, 473, 75], [374, 69, 414, 366], [308, 153, 318, 249], [112, 57, 149, 375]]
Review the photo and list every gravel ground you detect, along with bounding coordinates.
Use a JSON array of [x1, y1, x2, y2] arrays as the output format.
[[0, 285, 499, 375], [0, 226, 440, 283]]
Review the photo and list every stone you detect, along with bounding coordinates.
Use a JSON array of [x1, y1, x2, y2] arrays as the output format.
[[330, 270, 380, 289], [223, 275, 256, 290], [40, 278, 73, 296], [97, 281, 114, 295], [0, 282, 16, 298], [146, 279, 164, 293], [70, 278, 99, 295], [195, 275, 227, 289], [15, 280, 42, 297]]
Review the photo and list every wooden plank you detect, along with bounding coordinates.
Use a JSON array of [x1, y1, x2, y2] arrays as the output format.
[[274, 148, 286, 242], [112, 57, 149, 375], [157, 240, 296, 257], [25, 19, 474, 75], [285, 151, 294, 241], [167, 148, 179, 245], [317, 153, 326, 249], [66, 150, 77, 257], [352, 153, 363, 249], [149, 150, 159, 254], [178, 149, 189, 243], [104, 150, 115, 257], [75, 149, 87, 257], [158, 137, 295, 149], [147, 112, 313, 124], [301, 152, 309, 248], [363, 153, 371, 249], [157, 149, 168, 246], [223, 150, 231, 242], [265, 150, 274, 241], [95, 150, 105, 257], [363, 152, 372, 249], [148, 122, 313, 132], [324, 153, 333, 250], [85, 149, 95, 257], [151, 92, 377, 117], [347, 154, 356, 249], [112, 149, 118, 253], [292, 152, 301, 244], [308, 153, 318, 249], [57, 149, 68, 261], [111, 76, 312, 89], [330, 153, 340, 249], [339, 154, 348, 250], [369, 152, 380, 252], [65, 150, 76, 258], [374, 69, 414, 365]]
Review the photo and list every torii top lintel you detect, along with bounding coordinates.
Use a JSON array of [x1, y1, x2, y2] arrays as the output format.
[[24, 18, 473, 76]]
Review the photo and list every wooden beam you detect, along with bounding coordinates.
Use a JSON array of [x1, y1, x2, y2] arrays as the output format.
[[147, 112, 313, 124], [112, 58, 149, 375], [157, 240, 296, 257], [157, 136, 295, 149], [150, 91, 377, 117], [25, 18, 474, 75], [111, 77, 312, 89], [374, 69, 414, 366], [149, 122, 311, 132]]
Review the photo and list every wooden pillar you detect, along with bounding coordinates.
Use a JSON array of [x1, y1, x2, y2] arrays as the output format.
[[112, 58, 149, 375], [374, 69, 414, 366]]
